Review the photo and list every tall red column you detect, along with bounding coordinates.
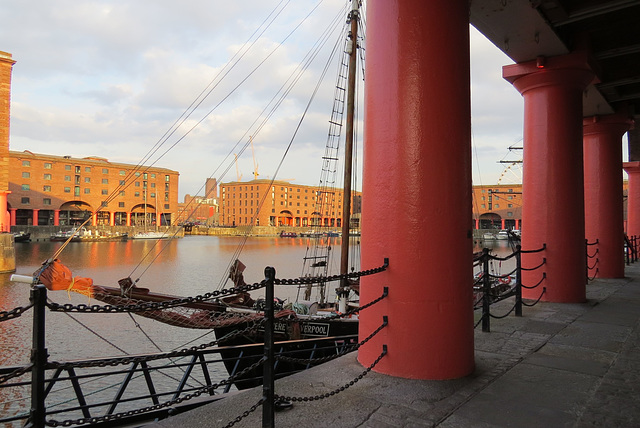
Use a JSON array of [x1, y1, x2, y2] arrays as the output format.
[[32, 209, 39, 226], [583, 113, 631, 278], [53, 209, 60, 226], [624, 161, 640, 237], [0, 191, 8, 232], [504, 53, 594, 302], [9, 208, 16, 226], [359, 0, 474, 379]]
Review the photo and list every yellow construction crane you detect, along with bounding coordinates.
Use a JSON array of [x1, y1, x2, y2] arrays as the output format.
[[250, 136, 259, 178], [234, 154, 242, 182]]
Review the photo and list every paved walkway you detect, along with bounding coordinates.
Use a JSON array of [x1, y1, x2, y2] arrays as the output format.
[[151, 263, 640, 427]]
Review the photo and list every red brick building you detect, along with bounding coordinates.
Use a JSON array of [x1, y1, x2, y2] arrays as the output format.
[[219, 179, 361, 228], [8, 150, 179, 226]]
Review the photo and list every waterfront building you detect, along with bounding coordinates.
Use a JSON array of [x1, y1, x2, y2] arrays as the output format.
[[175, 193, 218, 226], [219, 179, 361, 228], [8, 150, 180, 226], [473, 184, 523, 230]]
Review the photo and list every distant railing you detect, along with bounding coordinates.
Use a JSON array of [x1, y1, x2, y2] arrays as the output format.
[[473, 244, 546, 332], [625, 235, 639, 265], [586, 239, 599, 281]]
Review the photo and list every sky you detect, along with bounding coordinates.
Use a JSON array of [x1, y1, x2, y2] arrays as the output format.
[[0, 0, 528, 200]]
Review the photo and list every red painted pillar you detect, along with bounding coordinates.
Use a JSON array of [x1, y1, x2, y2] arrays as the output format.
[[126, 212, 131, 227], [504, 53, 594, 303], [0, 191, 8, 232], [475, 218, 480, 229], [515, 219, 520, 230], [359, 0, 474, 379], [109, 211, 115, 226], [583, 113, 631, 278], [32, 209, 39, 226], [53, 209, 60, 226], [9, 208, 16, 226], [624, 161, 640, 238], [501, 219, 505, 229]]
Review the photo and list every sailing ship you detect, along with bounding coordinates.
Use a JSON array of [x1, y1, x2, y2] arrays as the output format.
[[17, 0, 366, 390]]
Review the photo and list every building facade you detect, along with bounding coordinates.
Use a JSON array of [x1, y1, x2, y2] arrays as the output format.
[[8, 150, 179, 227], [219, 179, 361, 228], [473, 184, 523, 230]]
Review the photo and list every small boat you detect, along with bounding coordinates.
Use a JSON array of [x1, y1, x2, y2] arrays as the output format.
[[50, 227, 128, 242], [483, 232, 496, 240], [13, 231, 31, 242], [300, 230, 322, 237], [129, 231, 168, 240], [279, 231, 298, 238], [496, 230, 510, 240]]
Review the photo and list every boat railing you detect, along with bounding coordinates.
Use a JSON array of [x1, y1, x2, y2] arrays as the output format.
[[473, 244, 547, 332]]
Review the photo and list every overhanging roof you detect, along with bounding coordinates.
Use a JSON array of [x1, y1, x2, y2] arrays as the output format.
[[470, 0, 640, 118]]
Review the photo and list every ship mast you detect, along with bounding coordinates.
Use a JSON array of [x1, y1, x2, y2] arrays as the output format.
[[338, 0, 360, 307]]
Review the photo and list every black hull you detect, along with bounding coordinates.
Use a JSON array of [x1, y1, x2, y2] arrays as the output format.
[[214, 317, 358, 390]]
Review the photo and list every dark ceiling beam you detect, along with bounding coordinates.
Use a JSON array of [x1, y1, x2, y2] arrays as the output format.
[[552, 0, 639, 26], [597, 76, 640, 90], [595, 44, 640, 60]]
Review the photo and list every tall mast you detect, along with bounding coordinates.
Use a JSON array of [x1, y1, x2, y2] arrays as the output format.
[[339, 0, 359, 290]]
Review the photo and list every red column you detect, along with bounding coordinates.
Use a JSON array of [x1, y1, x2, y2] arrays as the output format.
[[109, 211, 115, 226], [475, 218, 479, 229], [126, 212, 131, 226], [501, 219, 505, 229], [9, 208, 16, 226], [359, 0, 474, 379], [91, 212, 97, 226], [624, 162, 640, 237], [0, 191, 9, 232], [32, 209, 39, 226], [515, 219, 520, 230], [504, 53, 594, 303], [53, 209, 60, 226], [583, 113, 631, 278]]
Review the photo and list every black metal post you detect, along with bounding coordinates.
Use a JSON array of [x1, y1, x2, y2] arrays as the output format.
[[481, 248, 491, 332], [27, 285, 48, 428], [515, 244, 522, 317], [262, 266, 275, 428]]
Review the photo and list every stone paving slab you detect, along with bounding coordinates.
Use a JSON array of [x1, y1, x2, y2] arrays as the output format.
[[149, 264, 640, 428]]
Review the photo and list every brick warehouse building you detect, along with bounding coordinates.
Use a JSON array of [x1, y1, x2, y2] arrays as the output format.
[[473, 184, 523, 230], [8, 150, 179, 227], [219, 179, 362, 228]]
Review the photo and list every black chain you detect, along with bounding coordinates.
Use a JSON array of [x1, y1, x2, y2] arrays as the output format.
[[0, 364, 33, 385], [45, 281, 266, 313], [274, 262, 388, 286], [315, 287, 388, 321], [46, 357, 267, 427], [48, 319, 265, 370], [43, 263, 388, 315], [0, 303, 34, 322], [274, 346, 387, 403], [222, 398, 265, 428], [276, 317, 387, 365]]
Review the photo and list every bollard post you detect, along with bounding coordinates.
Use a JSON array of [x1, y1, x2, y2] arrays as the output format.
[[262, 266, 275, 428], [515, 245, 522, 317], [481, 248, 491, 332], [27, 285, 48, 428]]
